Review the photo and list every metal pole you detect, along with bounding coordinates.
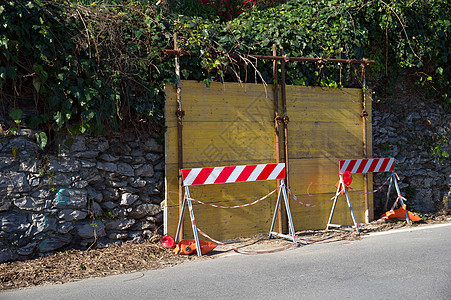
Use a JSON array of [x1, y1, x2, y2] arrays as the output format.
[[280, 48, 290, 191], [174, 33, 185, 239], [362, 64, 370, 223], [273, 44, 283, 234]]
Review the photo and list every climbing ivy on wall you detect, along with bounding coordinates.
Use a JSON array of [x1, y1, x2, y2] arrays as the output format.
[[0, 0, 173, 139], [0, 0, 450, 146]]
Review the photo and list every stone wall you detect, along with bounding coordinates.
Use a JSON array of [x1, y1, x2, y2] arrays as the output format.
[[0, 131, 164, 263], [0, 96, 449, 263], [372, 98, 450, 215]]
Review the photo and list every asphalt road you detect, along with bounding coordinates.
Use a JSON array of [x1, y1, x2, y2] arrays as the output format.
[[2, 223, 451, 300]]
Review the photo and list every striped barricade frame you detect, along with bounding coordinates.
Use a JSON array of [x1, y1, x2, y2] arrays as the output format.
[[339, 158, 395, 175], [175, 163, 296, 256], [327, 157, 409, 231]]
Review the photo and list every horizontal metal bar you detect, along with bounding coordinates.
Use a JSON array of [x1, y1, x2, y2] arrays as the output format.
[[327, 224, 354, 228], [269, 232, 296, 241], [164, 49, 375, 65]]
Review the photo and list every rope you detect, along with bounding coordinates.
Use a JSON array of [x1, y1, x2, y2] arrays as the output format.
[[347, 174, 393, 195], [187, 188, 278, 209], [187, 190, 297, 255], [197, 228, 298, 254], [288, 188, 336, 207]]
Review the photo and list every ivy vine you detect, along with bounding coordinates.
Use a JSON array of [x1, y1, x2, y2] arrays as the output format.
[[0, 0, 449, 149]]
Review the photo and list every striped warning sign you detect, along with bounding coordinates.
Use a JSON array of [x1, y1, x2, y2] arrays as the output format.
[[339, 158, 395, 174], [181, 163, 285, 186]]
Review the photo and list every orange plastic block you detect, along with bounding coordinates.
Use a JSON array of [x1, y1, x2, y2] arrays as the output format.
[[381, 207, 421, 221], [174, 239, 218, 255]]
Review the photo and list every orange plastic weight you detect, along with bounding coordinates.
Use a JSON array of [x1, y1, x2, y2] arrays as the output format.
[[381, 207, 422, 221], [174, 239, 218, 255]]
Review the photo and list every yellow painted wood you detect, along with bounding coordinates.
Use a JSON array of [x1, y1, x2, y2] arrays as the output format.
[[165, 121, 275, 165], [284, 86, 373, 229], [164, 80, 373, 239], [285, 86, 364, 159], [164, 81, 277, 240]]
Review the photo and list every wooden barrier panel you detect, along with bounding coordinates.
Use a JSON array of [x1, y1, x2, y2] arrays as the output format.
[[164, 81, 372, 240], [284, 85, 373, 229], [165, 81, 277, 240]]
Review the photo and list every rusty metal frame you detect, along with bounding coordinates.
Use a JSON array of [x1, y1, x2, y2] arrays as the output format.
[[272, 44, 283, 233], [164, 49, 374, 65], [361, 64, 370, 223], [166, 45, 375, 233], [174, 34, 186, 240]]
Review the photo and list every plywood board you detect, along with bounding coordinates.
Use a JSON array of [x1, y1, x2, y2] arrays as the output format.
[[165, 81, 277, 239], [284, 86, 373, 229], [164, 80, 373, 239]]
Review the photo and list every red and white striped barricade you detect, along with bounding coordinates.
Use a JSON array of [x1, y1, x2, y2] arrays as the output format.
[[175, 163, 296, 256], [326, 158, 409, 231]]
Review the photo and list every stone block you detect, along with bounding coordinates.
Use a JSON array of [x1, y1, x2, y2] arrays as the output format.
[[96, 161, 117, 172], [38, 234, 72, 252], [117, 162, 134, 177], [0, 198, 12, 211], [0, 246, 18, 263], [77, 220, 106, 239], [13, 196, 44, 211], [104, 218, 135, 231], [1, 212, 30, 233], [120, 193, 139, 206], [128, 203, 161, 219], [58, 209, 88, 221], [135, 164, 154, 177]]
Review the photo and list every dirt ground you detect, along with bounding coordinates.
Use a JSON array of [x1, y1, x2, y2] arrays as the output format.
[[1, 210, 450, 291]]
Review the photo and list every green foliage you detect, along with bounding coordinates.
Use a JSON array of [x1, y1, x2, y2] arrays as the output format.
[[35, 131, 48, 150], [11, 146, 19, 161], [430, 133, 450, 160], [8, 108, 22, 135], [1, 0, 170, 137], [8, 109, 22, 124], [0, 0, 449, 144]]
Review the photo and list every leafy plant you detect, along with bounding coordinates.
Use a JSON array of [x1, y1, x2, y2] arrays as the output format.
[[11, 146, 19, 161], [430, 133, 450, 159], [8, 109, 22, 135], [1, 0, 449, 148], [35, 132, 48, 150]]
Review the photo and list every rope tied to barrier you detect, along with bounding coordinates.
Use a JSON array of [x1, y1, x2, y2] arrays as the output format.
[[187, 187, 279, 209], [347, 173, 394, 195], [287, 188, 336, 207], [187, 172, 402, 217], [197, 228, 298, 255]]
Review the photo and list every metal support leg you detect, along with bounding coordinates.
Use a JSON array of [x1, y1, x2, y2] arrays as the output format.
[[281, 182, 296, 237], [343, 182, 360, 232], [269, 180, 296, 242], [269, 184, 283, 238], [384, 176, 393, 211], [174, 192, 187, 244], [393, 174, 410, 225], [326, 185, 341, 230], [327, 175, 359, 232], [185, 187, 203, 256]]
